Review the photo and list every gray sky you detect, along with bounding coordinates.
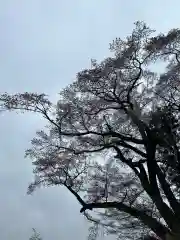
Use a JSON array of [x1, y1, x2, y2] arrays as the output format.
[[0, 0, 180, 239]]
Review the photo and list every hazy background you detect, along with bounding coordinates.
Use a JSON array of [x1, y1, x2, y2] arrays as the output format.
[[0, 0, 180, 239]]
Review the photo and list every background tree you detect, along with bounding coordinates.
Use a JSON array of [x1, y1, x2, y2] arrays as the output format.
[[29, 229, 42, 240], [1, 21, 180, 240]]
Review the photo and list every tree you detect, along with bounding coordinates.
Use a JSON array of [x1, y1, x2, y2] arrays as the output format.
[[29, 229, 42, 240], [1, 21, 180, 240]]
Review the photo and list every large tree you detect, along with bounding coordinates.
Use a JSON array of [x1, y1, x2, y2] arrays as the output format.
[[1, 22, 180, 240]]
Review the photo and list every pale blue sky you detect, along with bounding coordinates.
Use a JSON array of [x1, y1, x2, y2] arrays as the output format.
[[0, 1, 180, 239]]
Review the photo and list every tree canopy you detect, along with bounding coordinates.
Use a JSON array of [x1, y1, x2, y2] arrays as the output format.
[[1, 21, 180, 240]]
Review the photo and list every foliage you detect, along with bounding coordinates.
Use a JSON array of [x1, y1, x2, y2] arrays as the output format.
[[1, 21, 180, 240]]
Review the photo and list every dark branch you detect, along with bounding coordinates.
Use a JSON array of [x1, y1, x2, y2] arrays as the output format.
[[127, 60, 142, 107], [80, 201, 169, 240]]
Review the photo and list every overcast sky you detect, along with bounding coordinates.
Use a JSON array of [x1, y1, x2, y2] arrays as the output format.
[[0, 0, 180, 239]]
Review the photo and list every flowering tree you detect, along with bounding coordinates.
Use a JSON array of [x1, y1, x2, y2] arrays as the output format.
[[1, 22, 180, 240]]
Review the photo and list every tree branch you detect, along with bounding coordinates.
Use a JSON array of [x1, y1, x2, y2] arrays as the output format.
[[127, 60, 142, 106], [155, 163, 180, 216], [80, 201, 169, 240], [145, 141, 176, 229], [113, 140, 147, 158]]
